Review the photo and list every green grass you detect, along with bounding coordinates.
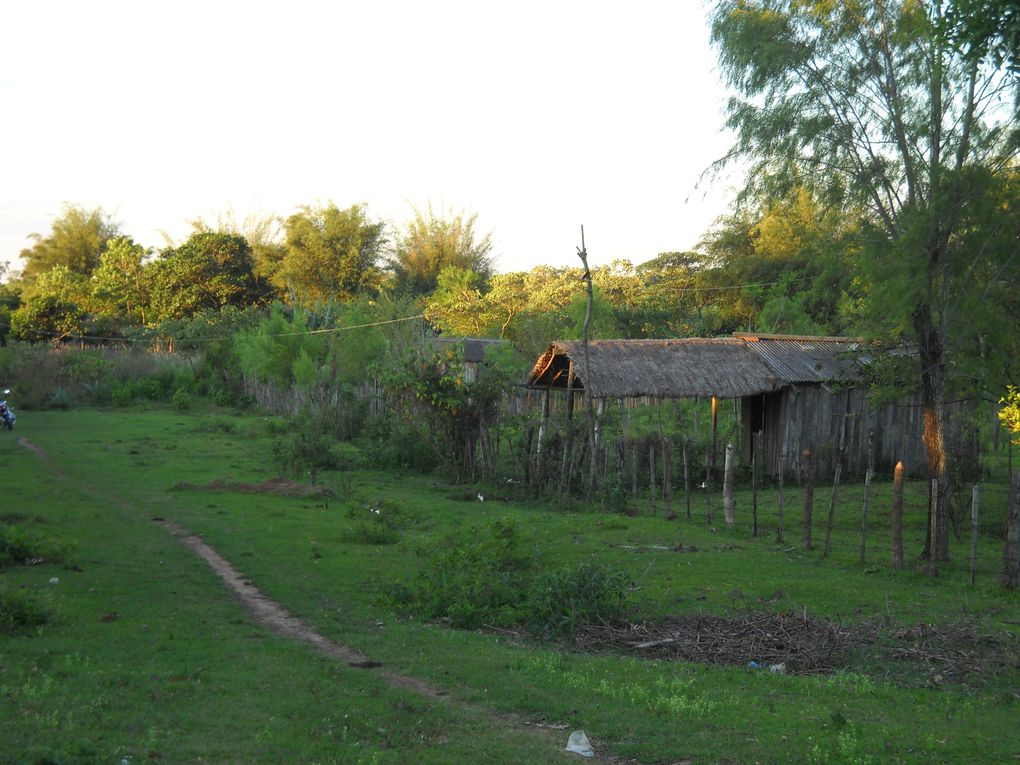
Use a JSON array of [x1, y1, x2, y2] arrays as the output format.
[[1, 407, 1017, 764]]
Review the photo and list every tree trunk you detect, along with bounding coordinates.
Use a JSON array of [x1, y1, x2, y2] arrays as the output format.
[[723, 442, 736, 528], [913, 303, 951, 561], [1004, 472, 1020, 589]]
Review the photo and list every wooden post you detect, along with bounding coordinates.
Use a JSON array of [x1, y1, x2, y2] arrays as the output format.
[[752, 431, 762, 538], [822, 462, 842, 558], [1005, 472, 1020, 589], [707, 397, 718, 526], [649, 443, 657, 514], [859, 467, 873, 565], [683, 439, 692, 520], [891, 461, 905, 570], [776, 455, 785, 544], [631, 438, 639, 504], [537, 388, 550, 458], [560, 362, 576, 492], [970, 484, 979, 587], [723, 442, 736, 528], [928, 479, 939, 577], [802, 448, 814, 550], [662, 437, 673, 518], [706, 446, 714, 526]]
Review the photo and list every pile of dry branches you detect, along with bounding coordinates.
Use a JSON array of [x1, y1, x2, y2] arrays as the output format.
[[573, 612, 858, 674]]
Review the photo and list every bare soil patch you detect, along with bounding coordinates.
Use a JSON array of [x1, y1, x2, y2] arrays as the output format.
[[169, 476, 335, 499]]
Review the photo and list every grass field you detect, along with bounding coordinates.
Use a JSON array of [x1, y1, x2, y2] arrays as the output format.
[[1, 407, 1017, 764]]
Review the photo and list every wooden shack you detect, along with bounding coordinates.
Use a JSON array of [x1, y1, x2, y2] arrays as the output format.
[[526, 334, 931, 479]]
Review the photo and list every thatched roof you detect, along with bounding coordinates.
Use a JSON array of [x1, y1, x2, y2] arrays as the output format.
[[527, 338, 781, 399], [527, 334, 869, 400]]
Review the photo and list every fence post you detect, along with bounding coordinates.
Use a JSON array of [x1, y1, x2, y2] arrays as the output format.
[[776, 457, 785, 544], [970, 484, 980, 587], [823, 462, 842, 558], [649, 442, 657, 515], [802, 448, 814, 550], [928, 479, 939, 577], [891, 461, 904, 570], [723, 443, 736, 528], [752, 432, 762, 538], [662, 438, 673, 518], [859, 467, 873, 565], [683, 439, 692, 520]]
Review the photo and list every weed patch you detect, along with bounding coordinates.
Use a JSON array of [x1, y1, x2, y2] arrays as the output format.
[[0, 583, 51, 634], [0, 525, 75, 568]]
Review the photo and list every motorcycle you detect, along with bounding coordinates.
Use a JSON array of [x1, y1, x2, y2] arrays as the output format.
[[0, 390, 15, 431]]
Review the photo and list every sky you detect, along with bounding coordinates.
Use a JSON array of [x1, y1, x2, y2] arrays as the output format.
[[0, 1, 741, 278]]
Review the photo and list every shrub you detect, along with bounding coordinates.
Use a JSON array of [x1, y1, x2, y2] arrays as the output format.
[[387, 517, 531, 630], [527, 562, 631, 638], [46, 387, 73, 410], [0, 584, 50, 634], [0, 525, 76, 569], [342, 499, 406, 545], [172, 387, 193, 411], [386, 518, 632, 638]]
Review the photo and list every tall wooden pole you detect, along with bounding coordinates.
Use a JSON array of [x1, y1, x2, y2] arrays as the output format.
[[576, 227, 597, 496]]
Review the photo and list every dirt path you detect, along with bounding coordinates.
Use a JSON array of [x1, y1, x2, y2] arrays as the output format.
[[17, 436, 638, 764], [155, 518, 447, 699]]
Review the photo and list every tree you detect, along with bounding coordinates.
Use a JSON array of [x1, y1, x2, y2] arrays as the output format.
[[18, 205, 120, 285], [390, 205, 494, 296], [279, 203, 386, 306], [188, 209, 287, 295], [711, 0, 1019, 559], [943, 0, 1020, 70], [90, 237, 151, 324], [147, 232, 271, 321], [423, 267, 490, 336]]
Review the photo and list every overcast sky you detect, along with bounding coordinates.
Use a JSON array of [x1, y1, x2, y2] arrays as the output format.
[[0, 1, 740, 277]]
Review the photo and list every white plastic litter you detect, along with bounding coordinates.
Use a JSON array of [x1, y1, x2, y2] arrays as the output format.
[[48, 577, 59, 585], [769, 663, 787, 674], [565, 730, 595, 758]]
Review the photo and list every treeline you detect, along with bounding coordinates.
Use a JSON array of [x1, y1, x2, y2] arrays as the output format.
[[0, 188, 866, 357]]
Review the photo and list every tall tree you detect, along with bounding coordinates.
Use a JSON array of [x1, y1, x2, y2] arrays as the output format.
[[279, 203, 386, 306], [711, 0, 1019, 559], [147, 232, 270, 321], [390, 205, 494, 296], [18, 205, 120, 285]]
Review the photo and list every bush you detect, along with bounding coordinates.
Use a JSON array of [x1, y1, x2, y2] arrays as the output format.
[[0, 525, 76, 569], [0, 584, 50, 634], [387, 517, 531, 630], [342, 499, 406, 545], [527, 562, 631, 638], [172, 387, 193, 411]]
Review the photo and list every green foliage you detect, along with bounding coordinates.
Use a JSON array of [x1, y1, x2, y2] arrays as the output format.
[[270, 408, 348, 482], [0, 583, 50, 634], [388, 517, 531, 629], [147, 232, 271, 321], [390, 204, 494, 296], [0, 524, 74, 569], [236, 304, 324, 387], [279, 203, 387, 306], [17, 204, 120, 284], [1000, 385, 1020, 444], [526, 562, 631, 639], [389, 517, 630, 637], [341, 499, 407, 545]]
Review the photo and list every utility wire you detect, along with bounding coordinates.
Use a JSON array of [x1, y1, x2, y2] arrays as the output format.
[[11, 313, 427, 345]]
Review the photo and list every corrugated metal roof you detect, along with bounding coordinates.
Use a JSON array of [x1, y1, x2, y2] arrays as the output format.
[[733, 333, 863, 384], [527, 338, 781, 398]]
